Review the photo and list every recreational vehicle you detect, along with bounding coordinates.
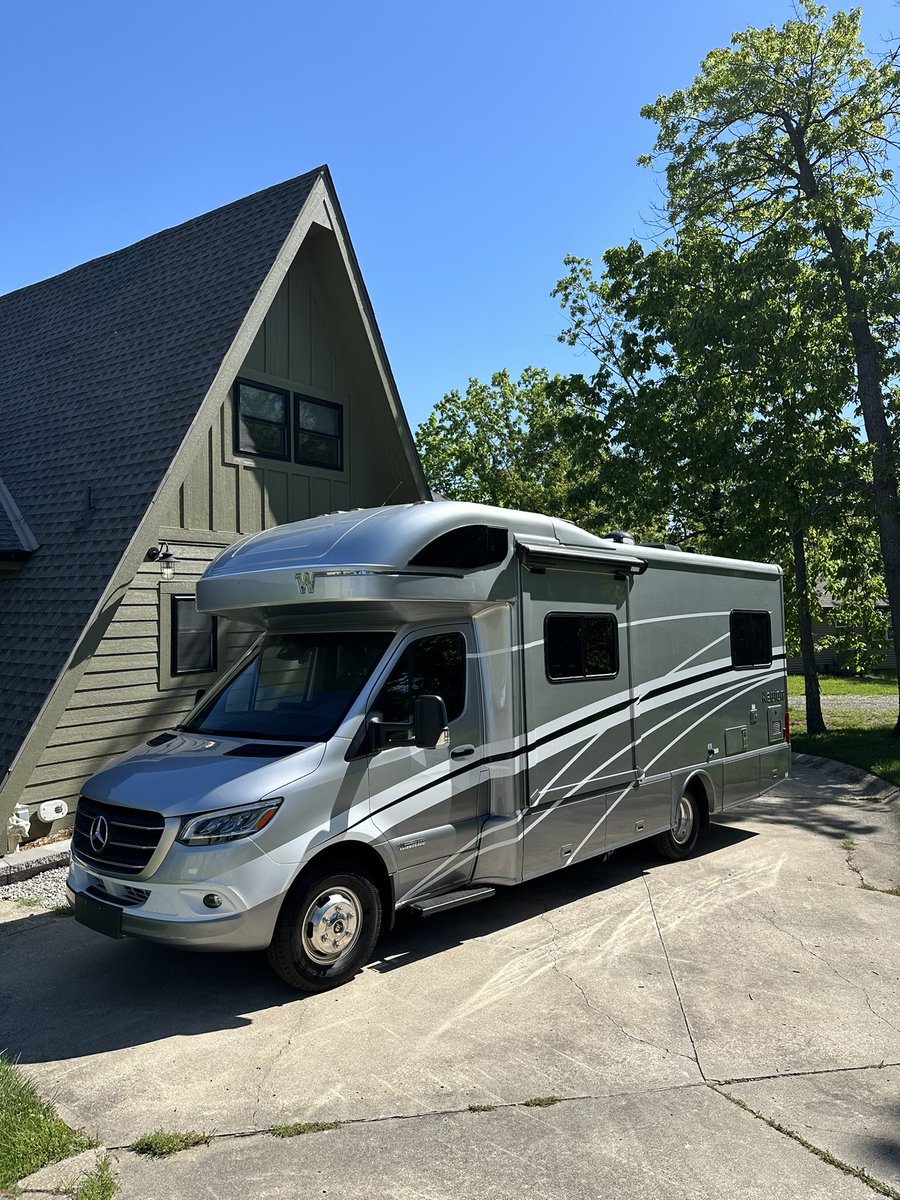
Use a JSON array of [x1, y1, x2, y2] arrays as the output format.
[[67, 502, 790, 990]]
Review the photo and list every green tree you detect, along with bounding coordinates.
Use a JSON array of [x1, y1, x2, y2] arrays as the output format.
[[416, 367, 624, 533], [554, 224, 881, 733], [639, 2, 900, 731]]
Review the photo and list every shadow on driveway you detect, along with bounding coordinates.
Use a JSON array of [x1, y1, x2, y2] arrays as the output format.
[[1, 825, 754, 1067]]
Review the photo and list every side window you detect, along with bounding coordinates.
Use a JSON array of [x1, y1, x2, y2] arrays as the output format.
[[233, 379, 290, 460], [172, 596, 218, 675], [373, 633, 466, 739], [545, 613, 618, 681], [730, 610, 772, 668]]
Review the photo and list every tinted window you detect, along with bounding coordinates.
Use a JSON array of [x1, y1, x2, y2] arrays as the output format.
[[185, 631, 391, 742], [234, 380, 289, 460], [373, 633, 466, 739], [172, 597, 217, 675], [409, 525, 508, 570], [730, 611, 772, 668], [294, 395, 343, 470], [546, 613, 618, 681]]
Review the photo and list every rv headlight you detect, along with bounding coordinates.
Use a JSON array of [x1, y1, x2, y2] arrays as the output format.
[[178, 800, 282, 846]]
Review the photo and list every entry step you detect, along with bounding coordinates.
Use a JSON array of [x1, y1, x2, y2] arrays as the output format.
[[410, 886, 496, 917]]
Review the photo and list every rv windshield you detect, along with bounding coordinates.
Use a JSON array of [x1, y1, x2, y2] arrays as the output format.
[[184, 631, 392, 743]]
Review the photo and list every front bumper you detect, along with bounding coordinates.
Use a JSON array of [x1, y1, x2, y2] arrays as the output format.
[[67, 846, 291, 951], [66, 879, 282, 950]]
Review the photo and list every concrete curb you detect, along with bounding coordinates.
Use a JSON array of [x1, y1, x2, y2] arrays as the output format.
[[792, 752, 900, 804], [0, 838, 71, 887]]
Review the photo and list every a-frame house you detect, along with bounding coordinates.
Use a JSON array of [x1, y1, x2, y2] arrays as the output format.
[[0, 167, 429, 850]]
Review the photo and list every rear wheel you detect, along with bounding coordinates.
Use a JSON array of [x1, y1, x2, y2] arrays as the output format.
[[654, 790, 703, 861], [267, 868, 382, 992]]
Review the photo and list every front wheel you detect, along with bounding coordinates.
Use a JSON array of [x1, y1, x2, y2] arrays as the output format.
[[654, 791, 703, 861], [267, 868, 382, 992]]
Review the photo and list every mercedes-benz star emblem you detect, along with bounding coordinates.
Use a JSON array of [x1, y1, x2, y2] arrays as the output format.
[[89, 815, 109, 853]]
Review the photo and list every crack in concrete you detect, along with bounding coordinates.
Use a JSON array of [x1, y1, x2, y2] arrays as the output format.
[[715, 1060, 900, 1086], [104, 1080, 711, 1152], [708, 1083, 900, 1200], [756, 905, 900, 1037], [537, 906, 695, 1068], [641, 874, 707, 1082]]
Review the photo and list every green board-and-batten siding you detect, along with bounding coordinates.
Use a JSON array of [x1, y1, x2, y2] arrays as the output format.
[[18, 240, 422, 829]]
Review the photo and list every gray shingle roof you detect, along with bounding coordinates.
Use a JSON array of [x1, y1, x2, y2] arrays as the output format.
[[0, 168, 322, 778]]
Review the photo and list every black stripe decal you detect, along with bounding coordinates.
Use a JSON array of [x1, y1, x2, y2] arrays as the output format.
[[348, 659, 785, 832]]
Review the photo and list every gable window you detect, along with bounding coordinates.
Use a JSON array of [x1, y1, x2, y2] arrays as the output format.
[[234, 379, 290, 460], [171, 596, 218, 675], [730, 610, 772, 668], [545, 613, 618, 681], [294, 394, 343, 470]]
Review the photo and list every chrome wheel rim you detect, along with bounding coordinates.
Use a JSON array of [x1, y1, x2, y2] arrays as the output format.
[[671, 797, 695, 846], [300, 886, 362, 965]]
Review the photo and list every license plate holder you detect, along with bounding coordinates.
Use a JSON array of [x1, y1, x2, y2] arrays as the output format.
[[74, 891, 123, 939]]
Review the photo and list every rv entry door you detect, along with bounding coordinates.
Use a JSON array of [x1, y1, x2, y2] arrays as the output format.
[[519, 560, 637, 879]]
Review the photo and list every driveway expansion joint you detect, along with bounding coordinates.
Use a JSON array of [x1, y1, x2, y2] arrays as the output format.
[[642, 873, 708, 1082], [713, 1060, 900, 1086], [708, 1083, 900, 1200]]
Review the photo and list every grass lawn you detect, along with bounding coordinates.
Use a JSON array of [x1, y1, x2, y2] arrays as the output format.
[[789, 673, 900, 787], [787, 672, 898, 697], [0, 1055, 94, 1191]]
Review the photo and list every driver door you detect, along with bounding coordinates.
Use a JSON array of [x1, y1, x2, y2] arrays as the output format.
[[367, 627, 486, 902]]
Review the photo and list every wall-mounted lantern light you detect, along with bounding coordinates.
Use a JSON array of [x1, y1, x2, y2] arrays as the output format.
[[146, 541, 176, 581]]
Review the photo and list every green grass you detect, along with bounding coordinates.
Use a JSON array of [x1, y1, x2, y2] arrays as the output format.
[[269, 1121, 343, 1138], [792, 727, 900, 788], [521, 1096, 562, 1108], [0, 1054, 95, 1190], [72, 1156, 117, 1200], [787, 672, 898, 697], [467, 1104, 496, 1113], [130, 1129, 212, 1157]]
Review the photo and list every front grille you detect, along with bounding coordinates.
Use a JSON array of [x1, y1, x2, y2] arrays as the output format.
[[84, 883, 150, 908], [73, 796, 165, 876]]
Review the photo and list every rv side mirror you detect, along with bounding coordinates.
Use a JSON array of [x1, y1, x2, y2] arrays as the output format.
[[414, 695, 449, 749], [365, 715, 387, 754]]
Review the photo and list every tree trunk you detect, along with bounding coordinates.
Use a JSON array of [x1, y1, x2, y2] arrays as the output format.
[[785, 121, 900, 734], [792, 526, 826, 735]]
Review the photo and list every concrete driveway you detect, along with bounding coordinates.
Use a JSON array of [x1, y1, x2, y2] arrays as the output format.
[[1, 754, 898, 1199]]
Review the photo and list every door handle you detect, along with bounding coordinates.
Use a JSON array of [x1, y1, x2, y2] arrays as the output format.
[[450, 744, 476, 760]]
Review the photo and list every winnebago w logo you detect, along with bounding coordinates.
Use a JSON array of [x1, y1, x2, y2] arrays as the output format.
[[296, 571, 316, 595]]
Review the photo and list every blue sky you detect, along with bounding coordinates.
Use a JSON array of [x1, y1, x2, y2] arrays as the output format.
[[2, 1, 898, 431]]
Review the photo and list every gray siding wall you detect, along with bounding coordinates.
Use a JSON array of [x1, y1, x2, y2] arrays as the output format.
[[19, 238, 422, 832]]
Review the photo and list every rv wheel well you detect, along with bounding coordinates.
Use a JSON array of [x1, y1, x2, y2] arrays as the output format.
[[683, 775, 711, 828], [289, 841, 395, 931]]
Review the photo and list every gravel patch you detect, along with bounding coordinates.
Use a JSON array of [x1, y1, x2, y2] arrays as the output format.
[[0, 865, 70, 908], [792, 695, 897, 716]]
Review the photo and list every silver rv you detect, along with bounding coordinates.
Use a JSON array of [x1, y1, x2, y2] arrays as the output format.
[[67, 502, 790, 990]]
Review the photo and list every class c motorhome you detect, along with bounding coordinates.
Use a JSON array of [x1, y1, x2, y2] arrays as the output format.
[[67, 501, 790, 990]]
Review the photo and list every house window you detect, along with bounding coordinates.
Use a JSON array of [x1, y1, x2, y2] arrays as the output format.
[[545, 613, 618, 681], [294, 394, 343, 470], [234, 379, 290, 460], [172, 596, 218, 675], [730, 610, 772, 668]]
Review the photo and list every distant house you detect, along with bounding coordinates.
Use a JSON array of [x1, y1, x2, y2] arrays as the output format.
[[0, 167, 429, 851], [785, 586, 894, 673]]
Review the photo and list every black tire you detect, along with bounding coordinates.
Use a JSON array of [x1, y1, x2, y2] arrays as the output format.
[[654, 790, 703, 861], [266, 868, 382, 992]]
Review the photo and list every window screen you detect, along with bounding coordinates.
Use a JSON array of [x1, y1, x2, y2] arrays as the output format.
[[172, 596, 217, 675], [294, 395, 343, 470], [730, 611, 772, 668], [545, 613, 618, 681], [234, 379, 290, 460], [373, 633, 466, 740]]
